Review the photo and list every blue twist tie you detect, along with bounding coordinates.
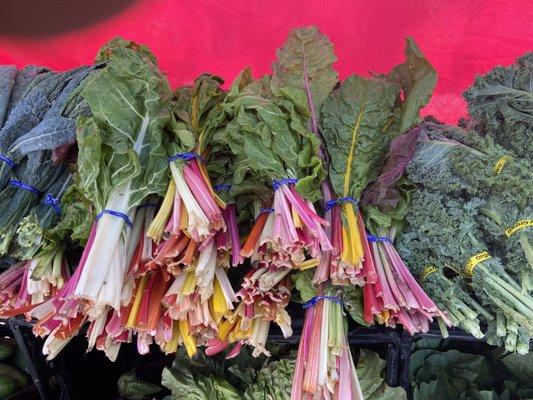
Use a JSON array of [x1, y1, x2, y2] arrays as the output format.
[[303, 295, 343, 309], [137, 203, 158, 210], [44, 193, 61, 215], [259, 207, 274, 214], [96, 209, 133, 228], [272, 178, 298, 190], [366, 234, 392, 243], [0, 154, 15, 169], [9, 180, 40, 196], [168, 152, 203, 163], [324, 196, 358, 212], [213, 184, 232, 192]]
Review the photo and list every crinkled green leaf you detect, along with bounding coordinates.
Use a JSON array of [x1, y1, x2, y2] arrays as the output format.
[[464, 52, 532, 158], [224, 73, 324, 201]]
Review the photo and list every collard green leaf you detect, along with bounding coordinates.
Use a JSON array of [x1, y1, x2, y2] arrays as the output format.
[[271, 26, 338, 132], [356, 349, 407, 400], [77, 38, 172, 211]]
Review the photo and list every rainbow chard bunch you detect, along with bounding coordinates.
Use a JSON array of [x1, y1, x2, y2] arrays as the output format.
[[207, 68, 328, 358], [269, 27, 345, 286], [320, 38, 440, 333], [361, 127, 450, 333], [291, 272, 364, 400], [225, 69, 329, 271], [27, 38, 173, 359], [141, 74, 239, 358]]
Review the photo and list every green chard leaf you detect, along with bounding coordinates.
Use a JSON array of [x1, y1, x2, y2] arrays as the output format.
[[77, 37, 172, 212], [224, 72, 324, 202], [271, 26, 338, 133], [321, 38, 436, 200]]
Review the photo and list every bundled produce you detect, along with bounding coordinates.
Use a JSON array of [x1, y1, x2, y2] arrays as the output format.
[[0, 26, 530, 400], [319, 38, 444, 334], [396, 118, 533, 353], [292, 271, 364, 399], [207, 64, 330, 358]]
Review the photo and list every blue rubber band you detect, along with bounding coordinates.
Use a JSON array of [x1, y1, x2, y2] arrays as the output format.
[[0, 154, 15, 169], [213, 184, 232, 192], [366, 234, 392, 243], [272, 178, 298, 190], [168, 152, 203, 163], [44, 193, 61, 215], [324, 196, 359, 212], [137, 203, 158, 210], [303, 295, 343, 309], [9, 180, 40, 196], [259, 207, 274, 214], [96, 209, 133, 228]]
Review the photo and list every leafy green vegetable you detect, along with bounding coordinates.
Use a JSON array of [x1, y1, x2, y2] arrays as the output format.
[[271, 26, 338, 135], [224, 72, 324, 201], [77, 37, 172, 212], [162, 347, 293, 400], [464, 52, 533, 158], [356, 349, 407, 400], [321, 38, 436, 201], [118, 371, 162, 400]]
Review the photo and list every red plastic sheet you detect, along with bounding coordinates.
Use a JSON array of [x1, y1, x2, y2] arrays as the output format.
[[0, 0, 531, 123]]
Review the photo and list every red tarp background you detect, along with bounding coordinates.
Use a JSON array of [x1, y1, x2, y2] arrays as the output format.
[[0, 0, 531, 123]]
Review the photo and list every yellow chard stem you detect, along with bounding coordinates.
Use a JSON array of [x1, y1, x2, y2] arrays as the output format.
[[126, 275, 148, 328], [211, 277, 228, 324], [182, 272, 197, 296], [147, 180, 176, 241], [179, 320, 197, 357]]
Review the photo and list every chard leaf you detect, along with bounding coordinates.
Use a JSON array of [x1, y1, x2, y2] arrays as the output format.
[[224, 74, 324, 201], [321, 38, 435, 200], [77, 38, 172, 211], [321, 74, 398, 199], [386, 37, 438, 133], [362, 126, 420, 212], [271, 26, 338, 132]]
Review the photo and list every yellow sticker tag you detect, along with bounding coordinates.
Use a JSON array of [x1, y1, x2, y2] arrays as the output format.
[[465, 251, 491, 276], [505, 219, 533, 238], [493, 155, 511, 175], [420, 266, 438, 282]]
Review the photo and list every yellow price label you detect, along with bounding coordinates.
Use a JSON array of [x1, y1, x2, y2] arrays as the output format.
[[505, 219, 533, 238], [465, 251, 491, 276], [420, 266, 438, 282], [493, 155, 511, 175]]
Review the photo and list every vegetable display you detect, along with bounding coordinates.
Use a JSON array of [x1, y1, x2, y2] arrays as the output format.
[[0, 26, 531, 400]]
